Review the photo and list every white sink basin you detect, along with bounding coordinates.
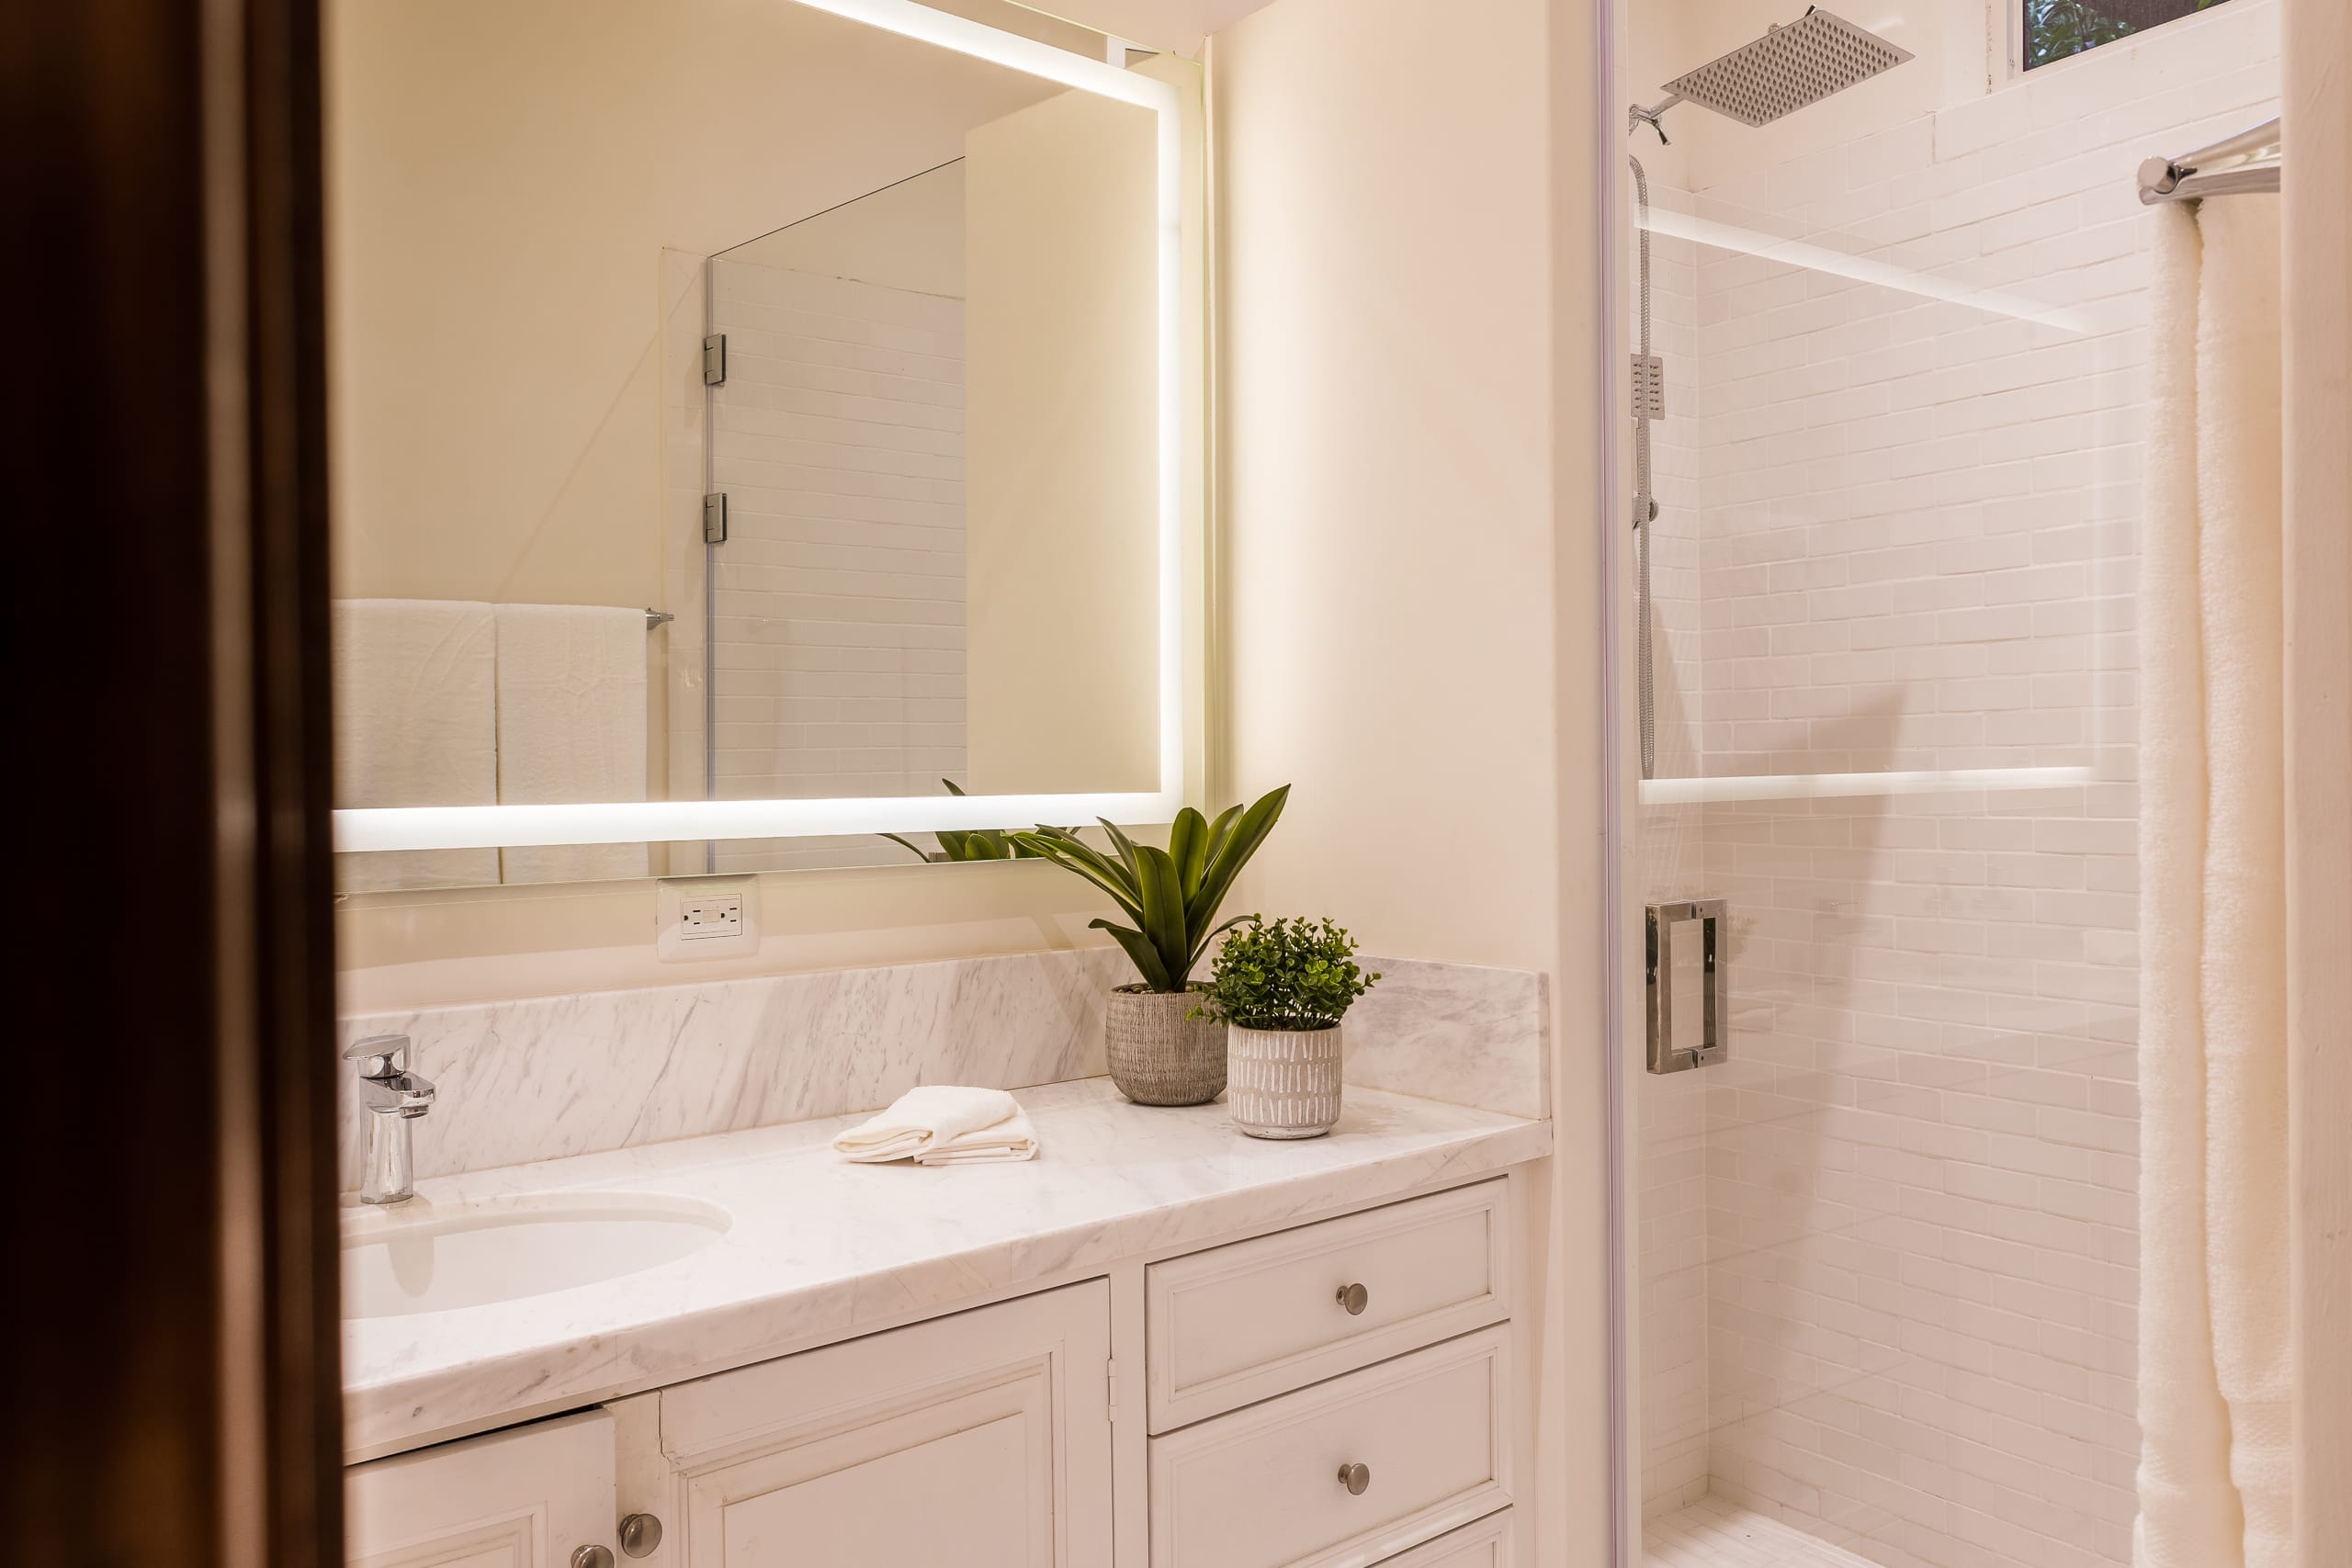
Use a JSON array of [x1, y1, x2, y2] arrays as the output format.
[[342, 1191, 730, 1318]]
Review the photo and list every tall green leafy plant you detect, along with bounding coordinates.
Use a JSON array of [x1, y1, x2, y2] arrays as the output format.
[[1010, 784, 1289, 993]]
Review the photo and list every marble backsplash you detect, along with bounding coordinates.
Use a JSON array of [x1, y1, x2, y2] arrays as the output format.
[[1342, 958, 1549, 1121], [338, 948, 1549, 1190]]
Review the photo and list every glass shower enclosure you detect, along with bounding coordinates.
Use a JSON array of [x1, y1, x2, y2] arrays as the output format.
[[1608, 4, 2284, 1566]]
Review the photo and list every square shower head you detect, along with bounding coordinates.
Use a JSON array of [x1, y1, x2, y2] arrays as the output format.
[[1661, 8, 1913, 128]]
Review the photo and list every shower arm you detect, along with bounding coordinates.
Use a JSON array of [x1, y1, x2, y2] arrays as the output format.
[[1628, 94, 1682, 144]]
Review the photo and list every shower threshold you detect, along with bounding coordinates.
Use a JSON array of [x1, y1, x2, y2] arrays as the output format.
[[1644, 1496, 1883, 1567]]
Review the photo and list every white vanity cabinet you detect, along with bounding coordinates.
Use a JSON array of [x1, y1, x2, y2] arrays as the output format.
[[650, 1280, 1112, 1566], [346, 1171, 1533, 1568], [346, 1409, 616, 1568]]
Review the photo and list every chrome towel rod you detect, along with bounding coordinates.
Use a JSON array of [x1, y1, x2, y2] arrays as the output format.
[[2140, 117, 2280, 204], [645, 608, 674, 628]]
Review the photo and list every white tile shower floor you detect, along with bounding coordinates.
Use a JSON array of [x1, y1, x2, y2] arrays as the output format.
[[1644, 1497, 1883, 1568]]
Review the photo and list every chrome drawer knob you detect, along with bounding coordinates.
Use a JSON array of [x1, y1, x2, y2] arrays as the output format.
[[1338, 1461, 1372, 1495], [618, 1515, 664, 1558], [1336, 1282, 1370, 1315], [571, 1549, 614, 1568]]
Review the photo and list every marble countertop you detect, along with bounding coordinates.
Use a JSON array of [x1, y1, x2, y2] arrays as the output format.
[[342, 1077, 1550, 1461]]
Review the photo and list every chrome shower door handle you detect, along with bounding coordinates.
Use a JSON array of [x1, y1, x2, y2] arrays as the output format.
[[1645, 898, 1727, 1075]]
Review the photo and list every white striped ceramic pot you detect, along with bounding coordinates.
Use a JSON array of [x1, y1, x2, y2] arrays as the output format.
[[1227, 1021, 1344, 1139]]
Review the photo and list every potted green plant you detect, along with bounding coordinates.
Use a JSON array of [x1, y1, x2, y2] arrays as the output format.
[[1193, 916, 1380, 1139], [1010, 785, 1289, 1106]]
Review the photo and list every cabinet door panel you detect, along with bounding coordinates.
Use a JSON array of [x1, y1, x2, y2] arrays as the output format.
[[663, 1280, 1111, 1568], [346, 1410, 616, 1568]]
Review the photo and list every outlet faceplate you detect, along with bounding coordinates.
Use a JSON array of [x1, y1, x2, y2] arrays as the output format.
[[656, 875, 759, 961]]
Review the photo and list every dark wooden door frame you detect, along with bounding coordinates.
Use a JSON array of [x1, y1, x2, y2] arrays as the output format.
[[7, 1, 343, 1564]]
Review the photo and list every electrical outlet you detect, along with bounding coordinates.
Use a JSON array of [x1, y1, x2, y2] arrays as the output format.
[[656, 875, 759, 961], [679, 891, 742, 940]]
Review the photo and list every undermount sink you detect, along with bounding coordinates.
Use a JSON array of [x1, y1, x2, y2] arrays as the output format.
[[342, 1191, 731, 1318]]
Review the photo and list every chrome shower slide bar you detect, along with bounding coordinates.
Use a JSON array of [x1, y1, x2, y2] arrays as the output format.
[[2140, 116, 2280, 204]]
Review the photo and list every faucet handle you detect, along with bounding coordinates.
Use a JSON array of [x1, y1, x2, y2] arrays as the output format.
[[345, 1033, 412, 1078]]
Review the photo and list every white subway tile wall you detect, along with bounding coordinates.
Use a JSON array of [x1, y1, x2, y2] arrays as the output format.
[[706, 258, 967, 872], [1632, 6, 2278, 1566]]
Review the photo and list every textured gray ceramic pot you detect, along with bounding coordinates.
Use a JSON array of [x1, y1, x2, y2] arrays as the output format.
[[1103, 985, 1227, 1106], [1227, 1021, 1344, 1138]]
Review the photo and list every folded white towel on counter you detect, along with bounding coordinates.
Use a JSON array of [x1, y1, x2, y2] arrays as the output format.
[[833, 1086, 1038, 1167], [914, 1106, 1038, 1168]]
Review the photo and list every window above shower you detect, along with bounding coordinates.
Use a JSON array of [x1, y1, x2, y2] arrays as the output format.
[[2022, 0, 2240, 71]]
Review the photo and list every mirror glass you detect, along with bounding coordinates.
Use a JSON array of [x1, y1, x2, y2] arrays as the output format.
[[325, 0, 1171, 890]]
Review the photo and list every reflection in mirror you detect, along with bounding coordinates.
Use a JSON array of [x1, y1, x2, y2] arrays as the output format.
[[324, 0, 1173, 890]]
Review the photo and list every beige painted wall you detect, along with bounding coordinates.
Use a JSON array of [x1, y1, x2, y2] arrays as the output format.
[[1216, 0, 1562, 972], [965, 88, 1161, 795], [323, 0, 1054, 607], [2284, 3, 2352, 1562], [723, 160, 967, 299], [1213, 4, 1609, 1566]]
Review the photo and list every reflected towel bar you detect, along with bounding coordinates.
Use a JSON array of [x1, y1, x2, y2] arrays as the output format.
[[2139, 117, 2280, 204]]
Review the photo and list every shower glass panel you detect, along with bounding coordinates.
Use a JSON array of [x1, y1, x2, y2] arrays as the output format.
[[1618, 4, 2283, 1566], [704, 166, 978, 874]]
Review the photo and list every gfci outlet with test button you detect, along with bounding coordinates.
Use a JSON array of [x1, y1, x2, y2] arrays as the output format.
[[655, 875, 760, 961]]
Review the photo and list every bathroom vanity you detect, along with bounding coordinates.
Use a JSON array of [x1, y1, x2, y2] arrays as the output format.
[[323, 0, 1550, 1558], [342, 1080, 1548, 1567]]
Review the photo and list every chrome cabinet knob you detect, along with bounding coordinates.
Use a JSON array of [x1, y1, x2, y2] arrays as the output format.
[[1336, 1282, 1370, 1315], [1337, 1461, 1372, 1495], [618, 1514, 664, 1558], [571, 1548, 614, 1568]]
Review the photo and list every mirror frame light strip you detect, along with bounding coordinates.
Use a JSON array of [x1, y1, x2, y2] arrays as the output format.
[[334, 0, 1188, 857]]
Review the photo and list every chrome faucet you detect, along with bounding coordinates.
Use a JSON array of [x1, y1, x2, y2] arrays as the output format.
[[345, 1033, 436, 1204]]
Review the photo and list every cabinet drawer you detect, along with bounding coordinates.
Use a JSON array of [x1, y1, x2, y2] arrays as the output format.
[[1377, 1511, 1514, 1566], [1148, 1325, 1512, 1568], [1146, 1179, 1510, 1431]]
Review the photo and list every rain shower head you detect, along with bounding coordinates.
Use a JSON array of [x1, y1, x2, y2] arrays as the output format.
[[1631, 7, 1912, 141]]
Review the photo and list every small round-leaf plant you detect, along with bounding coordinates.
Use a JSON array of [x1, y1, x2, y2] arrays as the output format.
[[1192, 917, 1381, 1032]]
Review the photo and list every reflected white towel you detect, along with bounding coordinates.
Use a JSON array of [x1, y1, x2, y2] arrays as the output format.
[[832, 1087, 1038, 1166], [331, 599, 500, 891], [493, 603, 649, 885]]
